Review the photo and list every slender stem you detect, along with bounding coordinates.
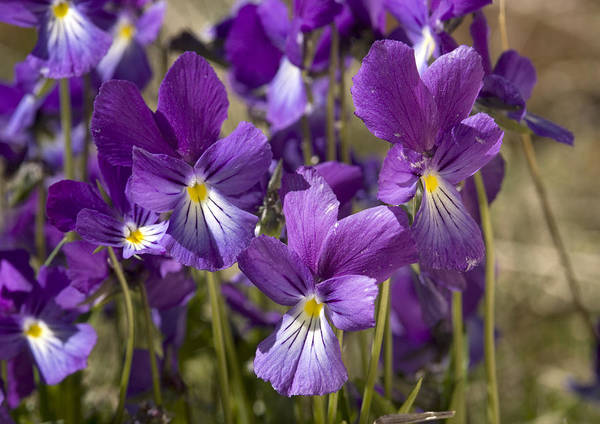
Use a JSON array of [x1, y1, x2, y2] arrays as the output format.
[[43, 234, 70, 267], [206, 271, 233, 424], [301, 33, 317, 165], [35, 183, 47, 264], [218, 278, 253, 424], [338, 49, 350, 164], [521, 134, 596, 336], [108, 247, 135, 424], [358, 279, 391, 424], [326, 22, 339, 162], [498, 0, 510, 53], [139, 283, 163, 407], [313, 395, 326, 424], [473, 172, 500, 424], [384, 304, 393, 400], [327, 330, 344, 424], [448, 291, 465, 424], [59, 79, 74, 180]]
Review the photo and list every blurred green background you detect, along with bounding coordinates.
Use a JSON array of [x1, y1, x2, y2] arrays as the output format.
[[1, 1, 599, 423]]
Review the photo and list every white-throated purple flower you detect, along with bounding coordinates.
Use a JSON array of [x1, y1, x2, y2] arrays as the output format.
[[238, 167, 417, 396], [0, 0, 112, 78], [0, 254, 96, 390], [46, 156, 168, 259], [92, 52, 272, 270], [352, 41, 503, 271], [96, 1, 166, 89]]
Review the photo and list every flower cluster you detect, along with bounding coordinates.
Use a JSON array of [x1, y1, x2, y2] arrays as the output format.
[[0, 0, 583, 422]]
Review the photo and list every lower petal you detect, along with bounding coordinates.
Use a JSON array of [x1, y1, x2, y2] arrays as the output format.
[[254, 302, 347, 396]]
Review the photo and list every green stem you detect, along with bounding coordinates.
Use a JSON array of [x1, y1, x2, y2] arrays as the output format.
[[43, 234, 70, 267], [326, 22, 339, 162], [520, 134, 596, 337], [206, 271, 233, 424], [139, 283, 163, 407], [35, 183, 47, 264], [301, 33, 317, 165], [327, 330, 344, 424], [384, 306, 393, 400], [108, 247, 135, 424], [313, 395, 326, 424], [358, 279, 391, 424], [448, 291, 465, 424], [218, 278, 253, 424], [473, 172, 500, 424], [59, 79, 74, 180]]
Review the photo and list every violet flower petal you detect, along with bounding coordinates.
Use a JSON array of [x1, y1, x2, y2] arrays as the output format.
[[377, 144, 422, 205]]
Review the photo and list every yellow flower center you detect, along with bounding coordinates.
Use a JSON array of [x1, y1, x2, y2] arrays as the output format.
[[119, 23, 135, 40], [187, 182, 208, 203], [52, 2, 69, 18], [126, 228, 144, 245], [423, 174, 439, 193], [303, 298, 323, 318], [24, 322, 43, 338]]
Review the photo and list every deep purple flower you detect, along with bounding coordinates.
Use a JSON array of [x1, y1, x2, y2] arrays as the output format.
[[47, 156, 168, 259], [352, 41, 503, 271], [0, 255, 97, 390], [0, 0, 112, 78], [470, 12, 574, 145], [92, 52, 272, 270], [238, 167, 416, 396], [96, 1, 166, 89], [385, 0, 491, 73]]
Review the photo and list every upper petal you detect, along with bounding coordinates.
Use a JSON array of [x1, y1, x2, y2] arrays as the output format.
[[493, 50, 537, 102], [195, 122, 272, 197], [157, 52, 228, 162], [281, 167, 339, 274], [422, 45, 484, 133], [351, 40, 438, 152], [317, 275, 378, 331], [318, 206, 418, 283], [135, 1, 166, 45], [266, 58, 307, 131], [91, 80, 175, 167], [238, 236, 315, 306]]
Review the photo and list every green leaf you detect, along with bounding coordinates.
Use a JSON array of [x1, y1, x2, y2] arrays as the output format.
[[398, 377, 423, 414]]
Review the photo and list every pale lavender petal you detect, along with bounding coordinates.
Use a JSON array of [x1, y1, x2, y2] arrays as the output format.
[[318, 206, 417, 282], [135, 1, 166, 45], [257, 0, 290, 51], [351, 40, 438, 152], [524, 113, 574, 146], [434, 113, 503, 184], [28, 322, 97, 385], [0, 260, 33, 293], [157, 52, 228, 162], [266, 58, 307, 131], [254, 303, 347, 396], [195, 122, 271, 196], [281, 167, 339, 274], [422, 45, 484, 133], [377, 144, 422, 205], [238, 236, 314, 306], [384, 0, 427, 34], [317, 275, 378, 331], [129, 147, 191, 213], [412, 176, 484, 271], [91, 80, 175, 166]]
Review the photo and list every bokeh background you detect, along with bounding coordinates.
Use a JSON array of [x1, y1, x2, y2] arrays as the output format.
[[1, 1, 599, 423]]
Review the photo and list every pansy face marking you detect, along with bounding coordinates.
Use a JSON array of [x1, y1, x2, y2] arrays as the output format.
[[23, 318, 50, 341], [118, 22, 135, 41], [52, 1, 70, 19], [187, 181, 209, 204], [303, 297, 323, 318], [423, 173, 439, 193]]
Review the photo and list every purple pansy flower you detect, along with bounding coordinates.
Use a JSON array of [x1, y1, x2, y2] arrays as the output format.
[[352, 41, 503, 271], [92, 52, 272, 270], [470, 12, 574, 145], [96, 1, 166, 89], [47, 156, 168, 259], [385, 0, 491, 74], [0, 0, 112, 78], [0, 255, 97, 390], [238, 167, 417, 396]]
